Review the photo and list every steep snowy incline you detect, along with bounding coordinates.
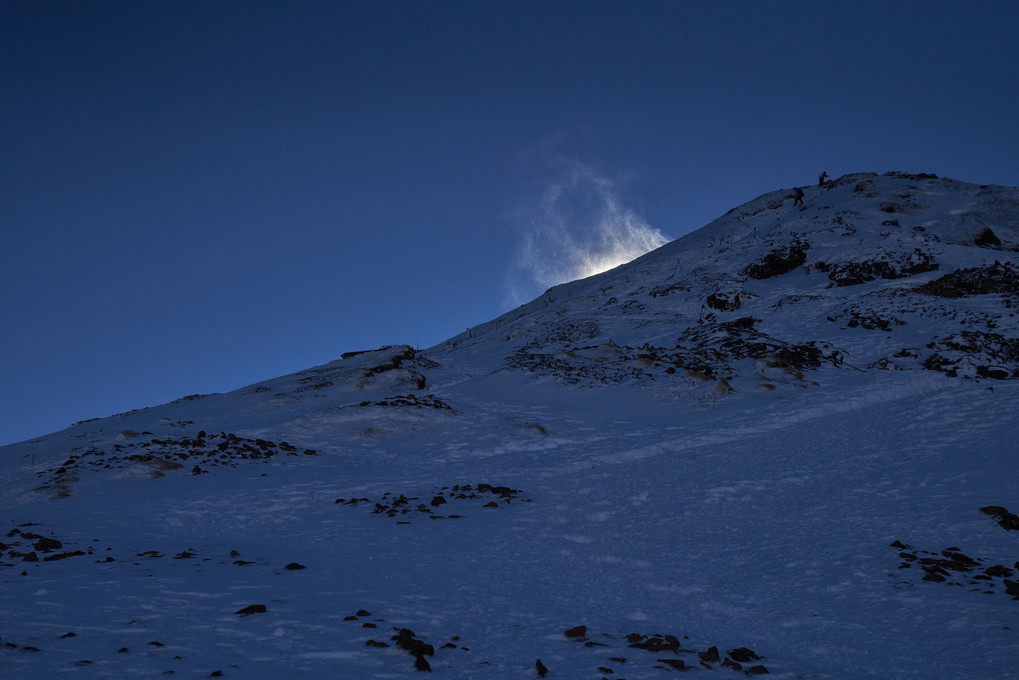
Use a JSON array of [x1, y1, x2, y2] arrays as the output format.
[[1, 171, 1018, 680], [432, 171, 1019, 394]]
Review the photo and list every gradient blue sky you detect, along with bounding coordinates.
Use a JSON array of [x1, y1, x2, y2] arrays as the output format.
[[3, 0, 1018, 445]]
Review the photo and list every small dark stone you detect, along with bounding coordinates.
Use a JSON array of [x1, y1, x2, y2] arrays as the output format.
[[981, 506, 1019, 531], [430, 496, 447, 507], [658, 658, 686, 670], [393, 628, 434, 656], [564, 624, 587, 639], [536, 658, 549, 677], [743, 243, 809, 279], [210, 672, 223, 678], [986, 564, 1014, 578], [33, 537, 62, 552], [118, 647, 129, 653], [974, 227, 1002, 247], [284, 562, 306, 570], [43, 550, 87, 562], [634, 636, 679, 653], [727, 647, 760, 663], [356, 609, 372, 617], [60, 632, 77, 639], [234, 604, 267, 616], [748, 665, 770, 674], [698, 645, 720, 663]]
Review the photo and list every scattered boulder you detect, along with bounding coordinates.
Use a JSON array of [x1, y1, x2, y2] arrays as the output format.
[[981, 505, 1019, 531], [819, 249, 938, 287], [892, 540, 1019, 598], [234, 604, 267, 616], [535, 658, 549, 677], [393, 628, 434, 657], [922, 331, 1019, 379], [564, 624, 588, 639], [743, 242, 809, 279], [355, 483, 530, 522], [974, 227, 1002, 247], [43, 550, 86, 562], [706, 292, 742, 311], [33, 537, 62, 552], [629, 634, 679, 653], [727, 647, 760, 663], [915, 261, 1019, 298]]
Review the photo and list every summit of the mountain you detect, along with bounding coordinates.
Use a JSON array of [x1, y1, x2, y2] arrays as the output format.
[[433, 171, 1019, 389]]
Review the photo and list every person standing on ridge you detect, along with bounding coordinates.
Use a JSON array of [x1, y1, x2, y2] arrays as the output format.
[[818, 170, 830, 186], [793, 187, 805, 206]]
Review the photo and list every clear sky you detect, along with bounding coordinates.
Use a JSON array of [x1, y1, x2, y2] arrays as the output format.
[[2, 0, 1018, 446]]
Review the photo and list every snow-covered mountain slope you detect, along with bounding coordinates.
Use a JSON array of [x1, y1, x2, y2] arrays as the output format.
[[2, 172, 1018, 680], [435, 171, 1019, 387]]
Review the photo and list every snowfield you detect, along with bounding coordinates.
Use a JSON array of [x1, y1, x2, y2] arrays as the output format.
[[2, 172, 1018, 679]]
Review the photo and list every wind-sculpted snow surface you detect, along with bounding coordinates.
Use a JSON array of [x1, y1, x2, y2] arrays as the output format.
[[2, 172, 1019, 679]]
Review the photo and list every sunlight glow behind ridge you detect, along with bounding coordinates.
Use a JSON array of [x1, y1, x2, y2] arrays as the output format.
[[509, 161, 669, 305]]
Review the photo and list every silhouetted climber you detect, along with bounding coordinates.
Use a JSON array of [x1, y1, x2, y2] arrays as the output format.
[[793, 187, 805, 206], [818, 170, 830, 186]]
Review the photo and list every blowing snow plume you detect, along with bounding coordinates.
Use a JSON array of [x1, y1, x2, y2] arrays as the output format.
[[507, 162, 669, 306]]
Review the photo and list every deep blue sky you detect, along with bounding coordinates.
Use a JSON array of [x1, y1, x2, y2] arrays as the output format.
[[2, 1, 1018, 445]]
